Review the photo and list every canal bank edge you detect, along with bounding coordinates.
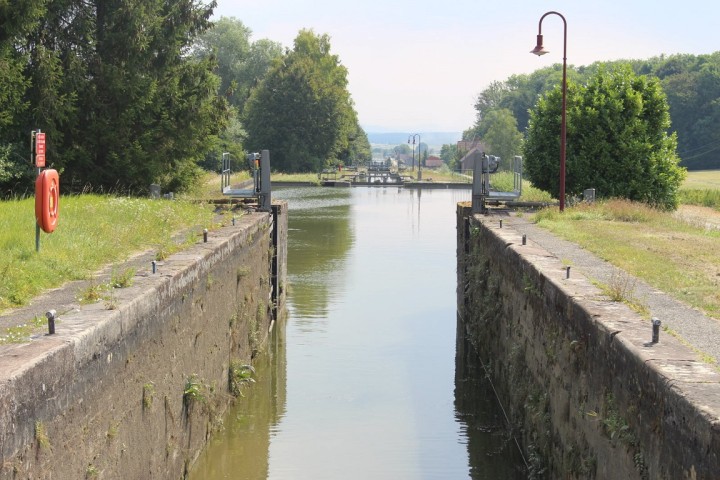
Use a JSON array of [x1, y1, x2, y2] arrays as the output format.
[[0, 202, 287, 479], [457, 204, 720, 479]]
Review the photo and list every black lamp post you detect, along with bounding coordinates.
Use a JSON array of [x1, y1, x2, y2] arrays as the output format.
[[408, 134, 421, 180], [531, 11, 567, 212]]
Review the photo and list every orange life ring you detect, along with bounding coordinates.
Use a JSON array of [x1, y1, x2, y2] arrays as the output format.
[[35, 169, 60, 233]]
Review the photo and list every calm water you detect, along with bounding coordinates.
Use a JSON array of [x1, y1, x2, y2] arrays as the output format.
[[190, 187, 526, 480]]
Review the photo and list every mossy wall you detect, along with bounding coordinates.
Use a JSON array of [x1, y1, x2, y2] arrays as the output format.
[[0, 203, 287, 479]]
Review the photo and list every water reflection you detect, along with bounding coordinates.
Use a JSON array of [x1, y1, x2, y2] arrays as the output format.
[[190, 315, 287, 480], [455, 317, 528, 479], [283, 187, 354, 321], [191, 186, 525, 480]]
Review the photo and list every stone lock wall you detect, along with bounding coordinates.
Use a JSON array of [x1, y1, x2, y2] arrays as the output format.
[[0, 203, 287, 479], [457, 205, 720, 479]]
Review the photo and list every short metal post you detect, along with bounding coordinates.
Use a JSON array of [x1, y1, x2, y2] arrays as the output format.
[[499, 219, 503, 228], [522, 234, 527, 245], [259, 149, 272, 212], [46, 310, 56, 335], [652, 317, 661, 343], [152, 260, 157, 274], [203, 228, 208, 243], [232, 216, 236, 226], [566, 266, 571, 279], [471, 151, 483, 214]]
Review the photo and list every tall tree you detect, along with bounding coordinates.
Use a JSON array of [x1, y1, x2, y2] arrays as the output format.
[[439, 143, 460, 169], [523, 64, 685, 209], [473, 80, 509, 123], [481, 109, 523, 169], [472, 54, 720, 170], [193, 17, 282, 112], [78, 0, 227, 191], [0, 0, 49, 188], [193, 16, 252, 107], [653, 53, 720, 170], [336, 122, 371, 166], [242, 29, 363, 172], [1, 0, 227, 193]]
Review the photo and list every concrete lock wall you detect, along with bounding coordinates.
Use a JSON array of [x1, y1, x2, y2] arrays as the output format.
[[0, 202, 287, 479], [456, 205, 720, 479]]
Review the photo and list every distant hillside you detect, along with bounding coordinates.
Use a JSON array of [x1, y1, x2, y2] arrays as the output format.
[[367, 132, 462, 146]]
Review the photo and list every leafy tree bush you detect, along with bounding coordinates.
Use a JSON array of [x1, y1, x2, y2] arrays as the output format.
[[523, 65, 686, 210], [473, 54, 720, 171], [467, 108, 523, 170], [242, 30, 368, 172], [1, 0, 228, 194]]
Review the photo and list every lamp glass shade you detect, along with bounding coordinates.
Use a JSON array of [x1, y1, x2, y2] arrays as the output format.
[[530, 34, 548, 56]]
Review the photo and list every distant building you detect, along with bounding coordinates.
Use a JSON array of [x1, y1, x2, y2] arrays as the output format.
[[425, 155, 443, 168], [457, 140, 486, 156], [459, 147, 485, 171]]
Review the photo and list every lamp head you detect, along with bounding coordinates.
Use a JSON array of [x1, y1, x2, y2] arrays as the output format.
[[530, 34, 549, 56]]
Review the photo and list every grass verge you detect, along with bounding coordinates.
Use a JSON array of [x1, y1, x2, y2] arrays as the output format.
[[533, 199, 720, 319], [0, 194, 218, 312]]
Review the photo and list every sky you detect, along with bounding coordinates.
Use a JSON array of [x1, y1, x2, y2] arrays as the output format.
[[213, 0, 720, 134]]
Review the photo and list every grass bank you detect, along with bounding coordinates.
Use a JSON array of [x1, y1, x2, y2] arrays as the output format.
[[532, 199, 720, 320], [678, 169, 720, 209], [0, 195, 219, 312]]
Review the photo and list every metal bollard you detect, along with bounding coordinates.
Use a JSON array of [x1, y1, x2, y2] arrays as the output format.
[[652, 317, 661, 343], [499, 219, 503, 228], [203, 228, 208, 243], [152, 260, 157, 274], [566, 266, 571, 279], [46, 310, 56, 335], [522, 234, 527, 245]]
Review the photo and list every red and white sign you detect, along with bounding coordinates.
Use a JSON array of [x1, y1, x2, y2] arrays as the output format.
[[35, 133, 46, 167]]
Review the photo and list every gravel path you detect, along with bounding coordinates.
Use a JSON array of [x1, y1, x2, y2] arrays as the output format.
[[507, 214, 720, 365]]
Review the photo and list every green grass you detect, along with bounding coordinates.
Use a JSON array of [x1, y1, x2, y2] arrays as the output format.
[[490, 171, 554, 203], [271, 172, 322, 184], [0, 315, 46, 344], [682, 170, 720, 190], [0, 194, 217, 312], [678, 170, 720, 209], [533, 199, 720, 319], [677, 189, 720, 209]]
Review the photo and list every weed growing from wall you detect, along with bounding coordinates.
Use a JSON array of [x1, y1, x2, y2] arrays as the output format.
[[110, 266, 135, 288], [86, 463, 99, 478], [236, 266, 250, 283], [249, 302, 265, 355], [522, 273, 542, 299], [597, 271, 649, 315], [602, 393, 648, 479], [462, 243, 503, 348], [142, 382, 155, 409], [229, 361, 256, 397], [106, 422, 120, 440], [78, 278, 107, 304], [565, 442, 597, 478], [183, 374, 206, 409], [35, 421, 50, 450]]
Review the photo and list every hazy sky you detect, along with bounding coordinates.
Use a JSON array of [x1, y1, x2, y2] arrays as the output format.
[[213, 0, 720, 133]]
